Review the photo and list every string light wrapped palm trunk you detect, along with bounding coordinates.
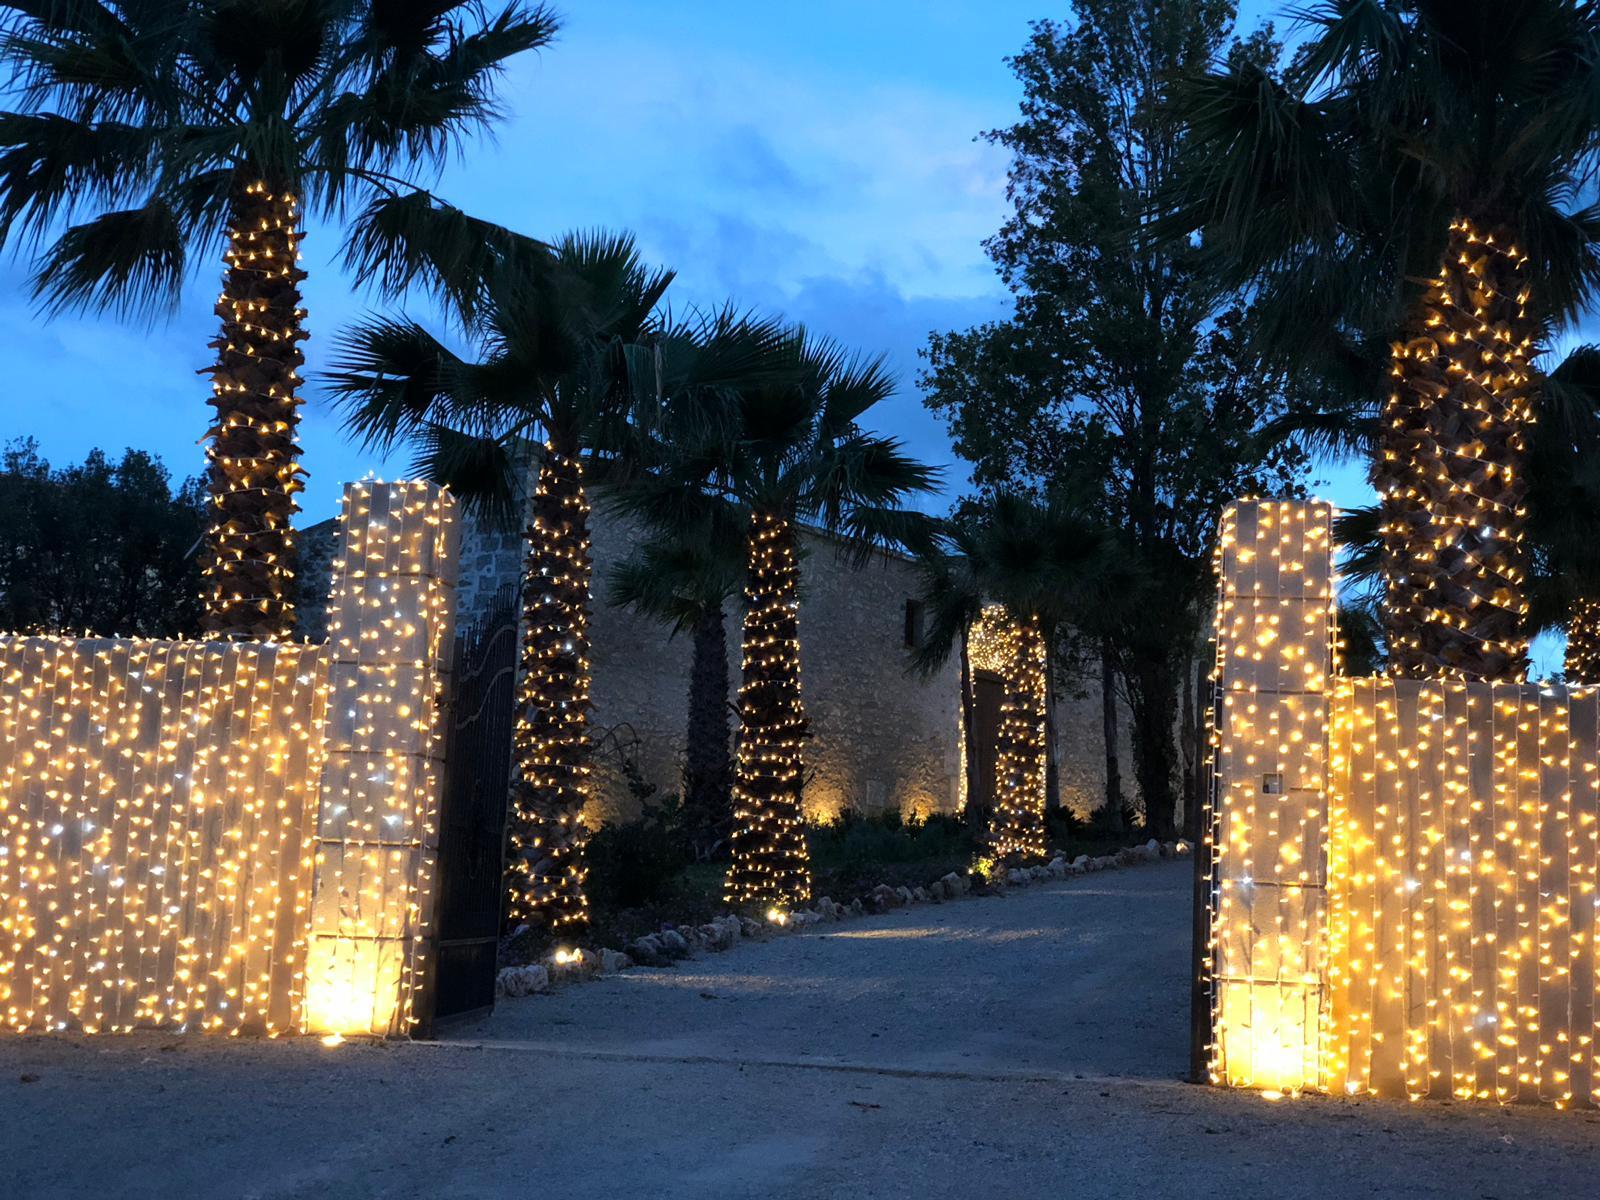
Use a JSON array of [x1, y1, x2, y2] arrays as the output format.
[[1377, 218, 1535, 681], [1566, 599, 1600, 682], [987, 612, 1048, 862], [725, 511, 812, 909], [200, 179, 308, 641], [506, 440, 593, 931]]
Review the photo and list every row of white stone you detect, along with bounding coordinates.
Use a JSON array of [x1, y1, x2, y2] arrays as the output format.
[[495, 837, 1191, 999]]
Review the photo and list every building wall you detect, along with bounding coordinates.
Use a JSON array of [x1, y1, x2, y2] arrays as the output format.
[[296, 499, 1134, 829]]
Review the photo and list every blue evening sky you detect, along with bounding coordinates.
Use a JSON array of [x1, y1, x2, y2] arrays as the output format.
[[2, 0, 1326, 521]]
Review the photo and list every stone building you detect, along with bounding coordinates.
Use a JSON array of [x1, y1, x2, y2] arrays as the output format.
[[296, 500, 1127, 828]]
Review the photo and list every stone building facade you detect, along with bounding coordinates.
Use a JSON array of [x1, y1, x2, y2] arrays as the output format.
[[296, 501, 1129, 828]]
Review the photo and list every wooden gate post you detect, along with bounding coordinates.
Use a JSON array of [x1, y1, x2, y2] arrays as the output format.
[[303, 481, 459, 1037]]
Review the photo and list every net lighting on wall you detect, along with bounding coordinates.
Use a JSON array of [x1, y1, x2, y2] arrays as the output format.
[[0, 480, 457, 1040], [1208, 499, 1336, 1096], [1210, 498, 1600, 1111]]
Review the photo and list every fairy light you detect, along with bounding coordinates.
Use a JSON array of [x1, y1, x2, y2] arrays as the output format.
[[967, 604, 1048, 862], [1211, 497, 1600, 1111], [0, 481, 458, 1039], [504, 443, 594, 932], [1208, 499, 1337, 1095], [725, 511, 812, 908], [1566, 599, 1600, 683], [303, 481, 458, 1037], [1375, 218, 1533, 683], [200, 181, 309, 642]]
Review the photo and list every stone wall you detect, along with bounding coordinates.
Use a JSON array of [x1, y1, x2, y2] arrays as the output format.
[[297, 497, 1137, 828]]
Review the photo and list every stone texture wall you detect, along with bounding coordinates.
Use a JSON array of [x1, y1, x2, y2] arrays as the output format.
[[296, 499, 1136, 828]]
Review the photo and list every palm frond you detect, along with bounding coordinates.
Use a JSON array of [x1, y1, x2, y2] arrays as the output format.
[[33, 200, 184, 316]]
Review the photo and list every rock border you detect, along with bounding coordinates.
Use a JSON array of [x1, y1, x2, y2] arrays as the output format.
[[496, 837, 1191, 999]]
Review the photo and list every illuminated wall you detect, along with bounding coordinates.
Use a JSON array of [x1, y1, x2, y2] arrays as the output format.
[[1211, 498, 1600, 1109], [1326, 679, 1600, 1107], [0, 481, 457, 1038]]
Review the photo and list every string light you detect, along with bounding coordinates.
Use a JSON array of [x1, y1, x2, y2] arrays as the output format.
[[1207, 499, 1337, 1095], [199, 181, 309, 642], [966, 604, 1048, 862], [1375, 218, 1533, 683], [504, 444, 593, 932], [303, 481, 458, 1037], [0, 481, 457, 1039], [1565, 600, 1600, 683], [725, 512, 812, 910], [1210, 498, 1600, 1110]]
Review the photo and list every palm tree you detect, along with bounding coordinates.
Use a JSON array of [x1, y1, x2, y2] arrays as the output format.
[[0, 1, 557, 639], [1167, 0, 1600, 681], [330, 230, 670, 934], [1281, 342, 1600, 680], [911, 492, 1112, 863], [608, 506, 744, 860], [619, 329, 940, 910]]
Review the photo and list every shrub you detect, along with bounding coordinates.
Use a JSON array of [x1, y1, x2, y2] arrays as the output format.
[[584, 797, 689, 910]]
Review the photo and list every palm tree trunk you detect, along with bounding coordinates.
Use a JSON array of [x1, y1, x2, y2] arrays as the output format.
[[1101, 643, 1125, 834], [988, 613, 1048, 862], [959, 627, 983, 833], [725, 511, 812, 908], [683, 603, 732, 858], [1377, 217, 1535, 681], [199, 178, 307, 641], [506, 439, 593, 932], [1566, 599, 1600, 682]]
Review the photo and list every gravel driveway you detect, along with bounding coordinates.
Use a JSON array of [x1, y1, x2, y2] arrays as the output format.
[[4, 861, 1597, 1198]]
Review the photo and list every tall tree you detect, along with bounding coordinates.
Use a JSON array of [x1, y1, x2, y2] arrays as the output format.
[[0, 439, 206, 636], [922, 2, 1304, 838], [620, 329, 940, 910], [331, 230, 670, 935], [0, 1, 556, 639], [1167, 0, 1600, 680]]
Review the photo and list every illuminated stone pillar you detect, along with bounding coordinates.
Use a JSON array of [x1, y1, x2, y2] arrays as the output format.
[[304, 481, 459, 1036], [1209, 499, 1335, 1092]]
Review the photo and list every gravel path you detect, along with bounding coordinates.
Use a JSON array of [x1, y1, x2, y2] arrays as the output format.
[[4, 861, 1597, 1199]]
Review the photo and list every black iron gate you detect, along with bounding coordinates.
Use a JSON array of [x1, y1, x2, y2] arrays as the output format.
[[419, 584, 519, 1033]]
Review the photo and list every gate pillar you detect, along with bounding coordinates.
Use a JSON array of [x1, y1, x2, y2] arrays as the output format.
[[1208, 500, 1335, 1091], [304, 481, 459, 1036]]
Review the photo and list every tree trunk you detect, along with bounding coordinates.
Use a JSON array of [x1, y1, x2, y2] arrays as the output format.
[[1100, 642, 1124, 834], [725, 512, 812, 908], [1179, 649, 1198, 836], [1566, 599, 1600, 682], [1377, 217, 1535, 681], [959, 626, 984, 834], [682, 603, 732, 858], [988, 613, 1048, 862], [200, 178, 307, 641], [505, 440, 594, 932], [1126, 653, 1181, 840], [1043, 652, 1061, 816]]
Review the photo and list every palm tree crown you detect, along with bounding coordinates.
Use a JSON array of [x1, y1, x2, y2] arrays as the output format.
[[0, 0, 557, 637]]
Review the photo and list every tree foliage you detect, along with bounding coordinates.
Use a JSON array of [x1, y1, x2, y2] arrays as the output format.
[[0, 438, 205, 637], [922, 0, 1305, 837]]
